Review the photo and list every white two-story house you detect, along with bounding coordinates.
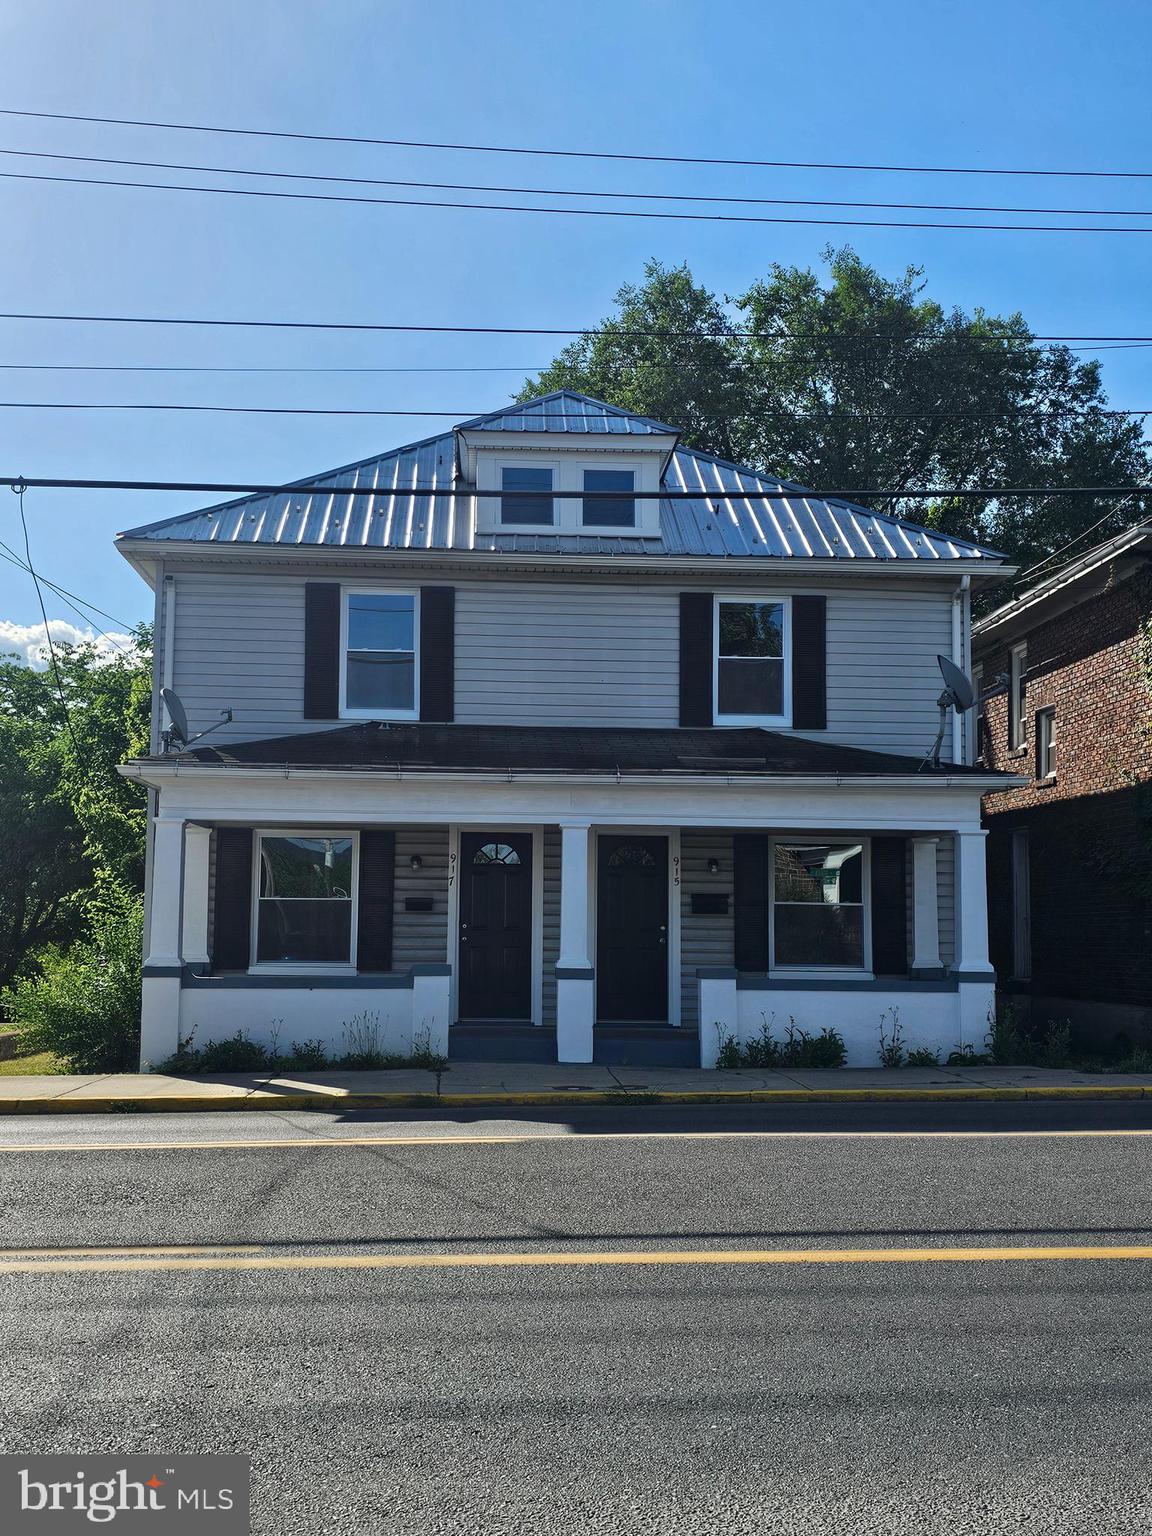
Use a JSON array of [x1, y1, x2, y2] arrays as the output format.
[[117, 391, 1015, 1070]]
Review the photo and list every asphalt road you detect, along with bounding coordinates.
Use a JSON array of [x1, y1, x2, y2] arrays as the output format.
[[3, 1103, 1152, 1534]]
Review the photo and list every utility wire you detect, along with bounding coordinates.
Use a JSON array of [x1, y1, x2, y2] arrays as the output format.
[[2, 475, 1145, 503], [0, 400, 1149, 423], [0, 309, 1148, 344], [1014, 494, 1142, 582], [0, 532, 137, 630], [8, 165, 1152, 233], [0, 342, 1150, 371], [2, 105, 1149, 181], [4, 144, 1152, 219], [0, 541, 135, 653], [10, 484, 81, 748]]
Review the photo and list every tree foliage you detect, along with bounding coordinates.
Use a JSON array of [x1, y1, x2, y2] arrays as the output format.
[[521, 251, 1150, 575], [0, 632, 151, 993]]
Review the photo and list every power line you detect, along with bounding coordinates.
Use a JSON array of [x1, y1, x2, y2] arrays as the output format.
[[0, 540, 135, 653], [1015, 494, 1141, 582], [4, 474, 1146, 503], [10, 485, 80, 747], [0, 400, 1150, 423], [2, 105, 1149, 181], [5, 144, 1152, 220], [0, 342, 1149, 372], [0, 533, 137, 630], [8, 164, 1152, 233], [0, 308, 1148, 344]]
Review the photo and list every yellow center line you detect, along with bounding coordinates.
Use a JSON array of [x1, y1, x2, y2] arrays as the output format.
[[3, 1128, 1152, 1154], [4, 1244, 1152, 1274]]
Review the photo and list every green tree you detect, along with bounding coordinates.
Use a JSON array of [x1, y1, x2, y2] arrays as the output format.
[[521, 250, 1150, 575], [0, 631, 151, 992]]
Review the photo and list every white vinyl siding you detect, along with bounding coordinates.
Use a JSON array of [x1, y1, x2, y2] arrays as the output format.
[[392, 827, 450, 970], [454, 581, 680, 727], [165, 569, 958, 753], [680, 830, 735, 1032]]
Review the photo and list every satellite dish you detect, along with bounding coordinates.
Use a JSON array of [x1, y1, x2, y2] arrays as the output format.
[[160, 687, 190, 746], [937, 654, 976, 713], [159, 687, 233, 754], [920, 656, 978, 771]]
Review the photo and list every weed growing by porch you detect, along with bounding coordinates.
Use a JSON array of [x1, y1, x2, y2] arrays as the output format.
[[877, 1008, 906, 1068], [714, 1014, 846, 1070], [156, 1012, 448, 1075]]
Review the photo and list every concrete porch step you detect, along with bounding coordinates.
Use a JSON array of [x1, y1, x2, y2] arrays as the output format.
[[449, 1024, 558, 1063], [594, 1026, 701, 1068]]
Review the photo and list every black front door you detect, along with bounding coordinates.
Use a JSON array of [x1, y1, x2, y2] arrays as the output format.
[[458, 832, 533, 1020], [597, 835, 669, 1022]]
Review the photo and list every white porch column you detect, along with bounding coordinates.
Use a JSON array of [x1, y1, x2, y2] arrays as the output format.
[[953, 829, 995, 975], [180, 823, 212, 968], [910, 837, 942, 973], [556, 821, 594, 1064], [140, 815, 186, 1069], [953, 828, 997, 1051]]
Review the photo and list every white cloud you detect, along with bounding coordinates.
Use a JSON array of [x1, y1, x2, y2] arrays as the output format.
[[0, 618, 138, 669]]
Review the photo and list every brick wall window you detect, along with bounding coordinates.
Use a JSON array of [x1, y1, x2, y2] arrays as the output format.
[[1036, 707, 1056, 780], [1008, 641, 1027, 750]]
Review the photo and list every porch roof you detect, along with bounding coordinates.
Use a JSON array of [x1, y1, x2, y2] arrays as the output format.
[[149, 723, 993, 778]]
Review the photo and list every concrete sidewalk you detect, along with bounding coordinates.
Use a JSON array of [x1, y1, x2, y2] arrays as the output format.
[[1, 1062, 1152, 1113]]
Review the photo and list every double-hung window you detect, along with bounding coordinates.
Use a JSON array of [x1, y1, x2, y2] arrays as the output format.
[[582, 468, 635, 528], [1036, 706, 1056, 779], [772, 842, 866, 969], [343, 591, 417, 718], [254, 832, 357, 967], [716, 598, 790, 723], [501, 466, 554, 526], [1009, 641, 1027, 749]]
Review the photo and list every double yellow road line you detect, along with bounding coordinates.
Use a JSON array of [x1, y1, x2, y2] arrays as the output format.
[[3, 1242, 1152, 1274]]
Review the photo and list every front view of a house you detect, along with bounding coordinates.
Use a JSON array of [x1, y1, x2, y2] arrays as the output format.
[[118, 392, 1015, 1069]]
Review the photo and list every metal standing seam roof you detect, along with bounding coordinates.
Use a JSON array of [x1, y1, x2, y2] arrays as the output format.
[[117, 391, 1006, 564]]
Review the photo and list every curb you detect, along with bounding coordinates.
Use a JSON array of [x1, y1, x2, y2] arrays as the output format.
[[0, 1084, 1148, 1114]]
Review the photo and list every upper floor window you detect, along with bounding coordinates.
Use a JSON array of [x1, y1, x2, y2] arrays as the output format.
[[582, 468, 635, 528], [342, 591, 418, 718], [1008, 641, 1027, 749], [501, 466, 554, 526], [715, 597, 790, 724], [1036, 706, 1056, 779], [254, 832, 356, 967]]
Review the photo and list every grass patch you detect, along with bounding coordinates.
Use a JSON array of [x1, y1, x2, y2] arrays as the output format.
[[0, 1049, 67, 1075]]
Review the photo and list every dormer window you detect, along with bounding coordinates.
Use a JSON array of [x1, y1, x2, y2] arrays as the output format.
[[501, 466, 554, 526], [583, 469, 635, 528]]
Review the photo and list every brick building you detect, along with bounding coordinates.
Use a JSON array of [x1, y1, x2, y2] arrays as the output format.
[[973, 522, 1152, 1045]]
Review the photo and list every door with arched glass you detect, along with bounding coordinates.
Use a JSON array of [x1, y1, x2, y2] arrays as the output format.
[[596, 835, 669, 1022], [458, 831, 534, 1020]]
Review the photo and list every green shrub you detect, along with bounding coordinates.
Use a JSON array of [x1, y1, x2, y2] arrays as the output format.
[[2, 882, 142, 1072], [284, 1039, 328, 1071], [715, 1015, 846, 1069], [905, 1047, 941, 1067]]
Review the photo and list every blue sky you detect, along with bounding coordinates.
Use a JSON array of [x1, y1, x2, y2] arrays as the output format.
[[1, 0, 1151, 651]]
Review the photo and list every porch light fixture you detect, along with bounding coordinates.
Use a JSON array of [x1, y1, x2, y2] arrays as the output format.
[[409, 853, 423, 871], [707, 857, 721, 875]]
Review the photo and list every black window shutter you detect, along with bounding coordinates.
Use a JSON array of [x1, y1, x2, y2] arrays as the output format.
[[791, 595, 827, 730], [419, 587, 455, 722], [870, 837, 909, 976], [304, 583, 341, 720], [733, 833, 771, 972], [212, 827, 253, 972], [679, 592, 714, 727], [357, 830, 396, 972]]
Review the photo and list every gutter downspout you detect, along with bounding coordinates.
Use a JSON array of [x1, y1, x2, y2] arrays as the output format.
[[953, 574, 970, 764]]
